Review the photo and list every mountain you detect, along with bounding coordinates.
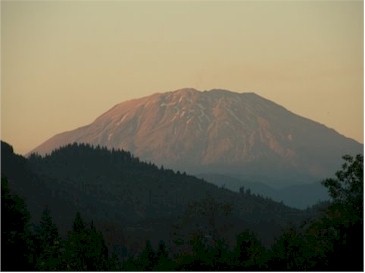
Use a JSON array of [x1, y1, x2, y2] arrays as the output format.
[[2, 141, 311, 253], [197, 173, 328, 209], [30, 88, 362, 190]]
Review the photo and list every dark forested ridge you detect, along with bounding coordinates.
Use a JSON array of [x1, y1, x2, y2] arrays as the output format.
[[1, 140, 363, 270], [2, 141, 303, 246]]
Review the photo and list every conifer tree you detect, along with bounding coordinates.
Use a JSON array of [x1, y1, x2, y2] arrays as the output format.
[[34, 208, 63, 270], [84, 221, 110, 271], [1, 176, 34, 270], [62, 212, 88, 270], [154, 240, 175, 270], [62, 212, 112, 271], [138, 240, 156, 270]]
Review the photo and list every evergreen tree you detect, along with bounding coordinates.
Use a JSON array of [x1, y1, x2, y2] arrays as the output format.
[[1, 176, 34, 270], [84, 221, 110, 270], [62, 212, 88, 270], [73, 211, 85, 233], [34, 208, 63, 270], [137, 240, 156, 270], [154, 240, 175, 271], [62, 212, 110, 271]]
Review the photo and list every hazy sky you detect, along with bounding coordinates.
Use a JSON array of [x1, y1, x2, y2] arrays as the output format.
[[2, 0, 363, 154]]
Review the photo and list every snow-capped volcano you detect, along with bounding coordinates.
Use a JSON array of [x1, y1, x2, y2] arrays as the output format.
[[30, 88, 362, 187]]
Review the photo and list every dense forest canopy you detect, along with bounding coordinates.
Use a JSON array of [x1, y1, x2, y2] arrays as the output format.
[[1, 141, 363, 270]]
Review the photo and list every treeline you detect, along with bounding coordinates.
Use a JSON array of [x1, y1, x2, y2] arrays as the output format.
[[2, 154, 363, 271], [2, 176, 118, 270]]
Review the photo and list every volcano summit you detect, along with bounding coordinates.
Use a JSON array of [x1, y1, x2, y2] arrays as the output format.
[[30, 88, 362, 189]]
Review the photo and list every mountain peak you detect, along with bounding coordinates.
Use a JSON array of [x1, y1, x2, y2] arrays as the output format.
[[206, 88, 243, 96], [166, 88, 258, 98], [171, 87, 200, 94], [29, 87, 362, 188]]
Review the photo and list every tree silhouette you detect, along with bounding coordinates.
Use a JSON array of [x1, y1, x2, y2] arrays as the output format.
[[136, 240, 156, 270], [73, 211, 85, 233], [322, 154, 363, 219], [320, 154, 363, 270], [1, 176, 34, 270], [268, 227, 309, 270], [62, 212, 110, 270], [33, 208, 63, 270], [83, 221, 110, 270], [268, 154, 364, 271], [233, 230, 267, 270], [154, 240, 175, 270]]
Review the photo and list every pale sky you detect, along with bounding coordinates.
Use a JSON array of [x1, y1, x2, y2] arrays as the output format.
[[1, 0, 363, 155]]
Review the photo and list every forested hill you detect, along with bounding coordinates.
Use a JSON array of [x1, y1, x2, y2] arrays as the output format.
[[2, 141, 311, 253], [2, 140, 363, 270]]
